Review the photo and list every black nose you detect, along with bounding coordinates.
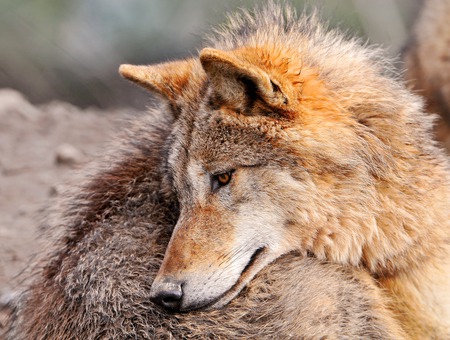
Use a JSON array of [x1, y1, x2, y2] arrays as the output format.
[[150, 282, 183, 311]]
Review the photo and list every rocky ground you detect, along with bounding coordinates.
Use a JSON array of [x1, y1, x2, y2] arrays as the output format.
[[0, 89, 135, 300]]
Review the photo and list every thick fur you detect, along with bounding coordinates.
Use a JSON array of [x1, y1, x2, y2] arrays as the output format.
[[404, 0, 450, 152], [3, 112, 406, 339], [4, 3, 450, 339]]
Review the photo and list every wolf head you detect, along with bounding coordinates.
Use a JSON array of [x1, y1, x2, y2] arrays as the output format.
[[119, 6, 442, 312]]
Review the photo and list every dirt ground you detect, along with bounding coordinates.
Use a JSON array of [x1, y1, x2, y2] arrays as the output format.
[[0, 88, 135, 298]]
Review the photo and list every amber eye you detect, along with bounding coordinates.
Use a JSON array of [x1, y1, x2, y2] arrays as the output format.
[[211, 171, 233, 191], [217, 172, 231, 185]]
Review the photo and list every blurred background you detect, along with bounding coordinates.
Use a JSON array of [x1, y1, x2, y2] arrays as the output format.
[[0, 0, 421, 110]]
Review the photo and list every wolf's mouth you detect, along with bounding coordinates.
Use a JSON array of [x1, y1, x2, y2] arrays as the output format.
[[241, 246, 266, 276], [201, 246, 269, 311], [176, 246, 270, 312]]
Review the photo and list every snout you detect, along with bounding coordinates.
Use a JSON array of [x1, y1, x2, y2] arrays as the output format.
[[149, 206, 279, 312], [150, 278, 184, 311], [150, 246, 274, 312]]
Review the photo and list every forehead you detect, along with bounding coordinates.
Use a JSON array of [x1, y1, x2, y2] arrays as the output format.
[[188, 109, 282, 171]]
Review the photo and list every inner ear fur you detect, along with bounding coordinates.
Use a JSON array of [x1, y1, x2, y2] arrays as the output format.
[[119, 59, 199, 103], [199, 48, 289, 111]]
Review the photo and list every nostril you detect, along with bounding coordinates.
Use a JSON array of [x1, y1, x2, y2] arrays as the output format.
[[161, 289, 182, 304], [150, 283, 183, 311]]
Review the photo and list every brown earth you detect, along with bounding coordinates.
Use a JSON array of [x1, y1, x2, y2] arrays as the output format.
[[0, 88, 135, 299]]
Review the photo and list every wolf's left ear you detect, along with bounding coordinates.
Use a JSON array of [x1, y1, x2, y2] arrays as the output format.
[[199, 48, 289, 111], [119, 59, 201, 111]]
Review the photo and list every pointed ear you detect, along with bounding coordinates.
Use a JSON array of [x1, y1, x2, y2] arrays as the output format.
[[119, 59, 199, 104], [199, 48, 288, 111]]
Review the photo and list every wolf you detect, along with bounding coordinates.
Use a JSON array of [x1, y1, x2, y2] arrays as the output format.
[[3, 3, 450, 339], [118, 3, 450, 338]]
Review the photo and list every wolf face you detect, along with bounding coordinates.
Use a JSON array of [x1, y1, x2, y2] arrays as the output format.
[[151, 111, 306, 311], [119, 6, 450, 314], [120, 46, 378, 311]]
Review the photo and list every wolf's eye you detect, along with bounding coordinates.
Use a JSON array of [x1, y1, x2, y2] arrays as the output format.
[[211, 171, 233, 191], [217, 172, 231, 185]]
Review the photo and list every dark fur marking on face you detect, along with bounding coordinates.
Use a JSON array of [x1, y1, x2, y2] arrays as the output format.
[[284, 219, 297, 229]]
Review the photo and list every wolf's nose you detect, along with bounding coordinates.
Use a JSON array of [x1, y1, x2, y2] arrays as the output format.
[[150, 281, 183, 311]]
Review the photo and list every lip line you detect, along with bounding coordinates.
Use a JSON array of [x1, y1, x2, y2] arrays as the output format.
[[180, 246, 268, 312]]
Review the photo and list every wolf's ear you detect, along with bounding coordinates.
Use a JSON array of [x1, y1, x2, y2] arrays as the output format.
[[199, 48, 289, 111], [119, 59, 200, 107]]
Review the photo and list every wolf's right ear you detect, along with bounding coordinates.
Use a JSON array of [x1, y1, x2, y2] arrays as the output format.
[[199, 48, 290, 113], [119, 59, 202, 110]]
